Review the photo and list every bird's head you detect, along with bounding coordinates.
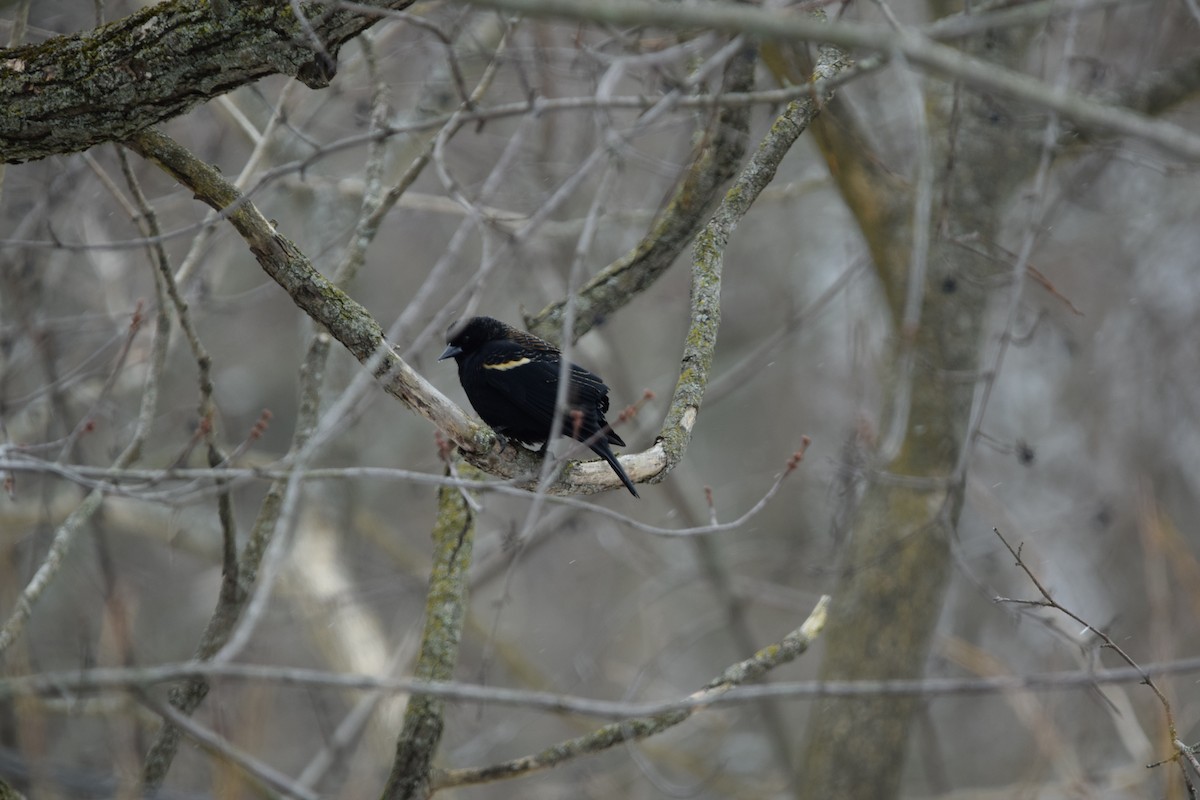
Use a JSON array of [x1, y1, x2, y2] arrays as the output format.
[[438, 316, 509, 361]]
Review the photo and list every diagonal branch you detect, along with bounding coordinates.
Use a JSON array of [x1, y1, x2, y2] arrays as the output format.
[[432, 596, 830, 788], [658, 43, 847, 470], [525, 41, 757, 344]]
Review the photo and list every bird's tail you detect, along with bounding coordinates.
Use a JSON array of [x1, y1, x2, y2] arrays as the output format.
[[591, 440, 640, 498]]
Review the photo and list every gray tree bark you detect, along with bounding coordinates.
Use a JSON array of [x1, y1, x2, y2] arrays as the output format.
[[0, 0, 414, 163]]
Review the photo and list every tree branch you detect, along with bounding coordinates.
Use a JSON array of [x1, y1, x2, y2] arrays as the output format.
[[0, 0, 414, 163]]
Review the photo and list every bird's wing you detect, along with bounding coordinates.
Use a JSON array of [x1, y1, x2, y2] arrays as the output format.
[[567, 363, 610, 413], [477, 341, 611, 425], [497, 329, 610, 407], [493, 329, 612, 406], [475, 340, 560, 422], [506, 328, 561, 356]]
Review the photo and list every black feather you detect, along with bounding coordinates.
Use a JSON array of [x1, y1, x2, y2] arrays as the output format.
[[439, 316, 639, 497]]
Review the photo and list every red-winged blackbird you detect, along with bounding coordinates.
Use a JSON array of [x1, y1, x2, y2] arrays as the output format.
[[439, 316, 640, 497]]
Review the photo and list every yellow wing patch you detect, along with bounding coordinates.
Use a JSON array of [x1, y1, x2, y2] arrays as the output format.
[[484, 357, 531, 371]]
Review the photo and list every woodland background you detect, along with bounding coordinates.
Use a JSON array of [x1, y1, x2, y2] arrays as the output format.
[[1, 0, 1199, 798]]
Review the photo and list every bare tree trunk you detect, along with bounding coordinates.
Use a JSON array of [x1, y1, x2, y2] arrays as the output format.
[[796, 18, 1044, 798]]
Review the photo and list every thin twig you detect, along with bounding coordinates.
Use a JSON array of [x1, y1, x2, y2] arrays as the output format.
[[992, 528, 1194, 786], [0, 283, 171, 657], [0, 444, 810, 538], [137, 692, 321, 800]]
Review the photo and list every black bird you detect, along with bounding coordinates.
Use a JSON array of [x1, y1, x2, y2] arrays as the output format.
[[439, 316, 639, 497]]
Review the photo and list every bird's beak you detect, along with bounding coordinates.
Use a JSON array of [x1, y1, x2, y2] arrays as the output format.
[[438, 344, 462, 361]]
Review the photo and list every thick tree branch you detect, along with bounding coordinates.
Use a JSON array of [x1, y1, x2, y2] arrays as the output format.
[[123, 127, 474, 440], [0, 0, 414, 163]]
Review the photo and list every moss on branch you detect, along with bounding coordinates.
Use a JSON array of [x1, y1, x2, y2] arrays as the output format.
[[0, 0, 414, 163]]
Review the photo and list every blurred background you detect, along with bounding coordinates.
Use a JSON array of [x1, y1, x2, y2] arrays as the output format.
[[2, 0, 1200, 797]]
